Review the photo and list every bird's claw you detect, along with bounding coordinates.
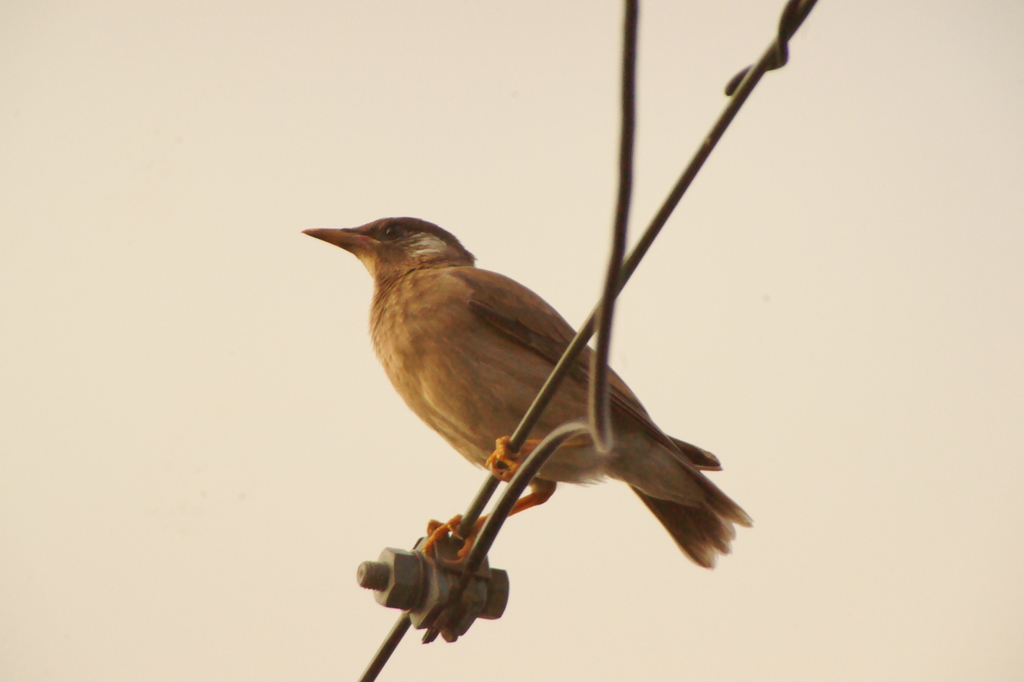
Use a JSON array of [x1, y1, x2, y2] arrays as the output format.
[[421, 514, 463, 558], [485, 436, 519, 481], [420, 514, 486, 568], [486, 435, 542, 482]]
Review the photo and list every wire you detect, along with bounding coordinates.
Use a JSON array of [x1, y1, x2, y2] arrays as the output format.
[[358, 0, 819, 676], [427, 1, 639, 642], [590, 0, 638, 454], [356, 614, 410, 682]]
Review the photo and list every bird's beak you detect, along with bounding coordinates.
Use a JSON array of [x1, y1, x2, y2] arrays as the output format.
[[302, 227, 371, 253]]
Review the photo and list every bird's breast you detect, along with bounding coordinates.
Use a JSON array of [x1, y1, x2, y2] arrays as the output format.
[[369, 270, 496, 458], [366, 267, 609, 483]]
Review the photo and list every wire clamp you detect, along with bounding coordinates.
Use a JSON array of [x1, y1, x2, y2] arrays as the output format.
[[356, 536, 510, 643]]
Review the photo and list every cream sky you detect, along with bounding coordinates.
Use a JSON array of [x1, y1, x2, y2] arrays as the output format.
[[2, 1, 1023, 680]]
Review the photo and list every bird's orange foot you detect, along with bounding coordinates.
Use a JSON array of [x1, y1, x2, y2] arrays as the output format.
[[419, 514, 486, 568], [485, 436, 542, 482], [421, 514, 463, 558], [447, 479, 558, 567], [421, 477, 558, 567], [439, 516, 487, 568]]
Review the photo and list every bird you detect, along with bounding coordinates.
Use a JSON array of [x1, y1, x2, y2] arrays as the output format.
[[304, 217, 751, 568]]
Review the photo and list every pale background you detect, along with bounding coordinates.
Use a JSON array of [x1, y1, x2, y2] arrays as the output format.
[[2, 1, 1022, 680]]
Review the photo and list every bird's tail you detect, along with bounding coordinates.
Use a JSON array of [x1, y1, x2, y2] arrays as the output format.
[[632, 478, 752, 568]]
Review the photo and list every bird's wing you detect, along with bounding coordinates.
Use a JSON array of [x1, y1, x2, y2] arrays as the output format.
[[453, 268, 722, 471]]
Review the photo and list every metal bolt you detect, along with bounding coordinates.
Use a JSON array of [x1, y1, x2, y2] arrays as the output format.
[[479, 568, 510, 620], [357, 561, 391, 591]]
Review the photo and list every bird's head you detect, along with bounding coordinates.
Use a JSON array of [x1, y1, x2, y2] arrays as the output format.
[[303, 217, 475, 279]]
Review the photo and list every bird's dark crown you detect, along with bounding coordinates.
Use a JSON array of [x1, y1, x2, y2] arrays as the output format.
[[356, 217, 475, 268]]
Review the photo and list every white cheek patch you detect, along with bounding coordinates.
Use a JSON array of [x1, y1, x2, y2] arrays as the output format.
[[406, 233, 450, 258]]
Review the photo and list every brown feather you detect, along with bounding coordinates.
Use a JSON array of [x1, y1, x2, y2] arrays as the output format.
[[633, 487, 740, 568], [457, 269, 723, 471]]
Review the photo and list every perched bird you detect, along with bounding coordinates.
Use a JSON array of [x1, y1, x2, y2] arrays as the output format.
[[304, 217, 751, 567]]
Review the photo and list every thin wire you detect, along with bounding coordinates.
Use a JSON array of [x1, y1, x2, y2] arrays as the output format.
[[453, 477, 502, 539], [623, 0, 819, 283], [434, 2, 640, 640], [454, 0, 819, 612], [457, 0, 816, 540], [459, 424, 592, 574], [589, 0, 637, 454], [725, 0, 817, 96], [357, 613, 410, 682], [422, 423, 593, 642], [363, 0, 820, 671]]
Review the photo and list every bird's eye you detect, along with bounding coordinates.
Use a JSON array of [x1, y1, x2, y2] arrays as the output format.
[[379, 223, 404, 241]]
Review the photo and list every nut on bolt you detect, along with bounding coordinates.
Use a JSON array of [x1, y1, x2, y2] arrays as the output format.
[[356, 541, 511, 642], [479, 568, 509, 620], [356, 548, 425, 611]]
